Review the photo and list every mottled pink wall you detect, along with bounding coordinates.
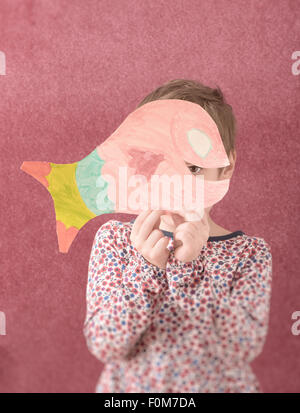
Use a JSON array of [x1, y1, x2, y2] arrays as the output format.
[[0, 0, 299, 393]]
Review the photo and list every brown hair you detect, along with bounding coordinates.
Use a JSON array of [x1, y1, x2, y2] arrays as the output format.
[[136, 79, 236, 173]]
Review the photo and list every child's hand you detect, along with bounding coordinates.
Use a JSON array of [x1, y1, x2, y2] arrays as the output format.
[[130, 210, 170, 270], [171, 211, 210, 263]]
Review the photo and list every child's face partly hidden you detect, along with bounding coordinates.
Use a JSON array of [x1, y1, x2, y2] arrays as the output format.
[[160, 150, 237, 227]]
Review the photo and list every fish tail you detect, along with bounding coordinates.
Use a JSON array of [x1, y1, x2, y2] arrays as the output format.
[[20, 149, 115, 253]]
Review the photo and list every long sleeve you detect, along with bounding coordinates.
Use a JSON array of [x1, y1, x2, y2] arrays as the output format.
[[83, 220, 167, 363], [210, 237, 272, 365], [165, 237, 273, 366], [165, 242, 206, 317]]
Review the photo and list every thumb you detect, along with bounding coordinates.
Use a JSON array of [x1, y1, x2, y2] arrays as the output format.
[[170, 212, 186, 227]]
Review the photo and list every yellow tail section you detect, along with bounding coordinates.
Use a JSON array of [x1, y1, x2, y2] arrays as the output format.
[[20, 160, 96, 253]]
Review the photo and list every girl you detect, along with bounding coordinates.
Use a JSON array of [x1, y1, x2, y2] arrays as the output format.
[[83, 79, 272, 393]]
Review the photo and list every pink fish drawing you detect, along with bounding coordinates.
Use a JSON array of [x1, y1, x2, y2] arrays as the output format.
[[20, 99, 230, 253]]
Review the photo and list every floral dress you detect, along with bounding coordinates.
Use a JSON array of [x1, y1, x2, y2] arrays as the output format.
[[83, 218, 272, 393]]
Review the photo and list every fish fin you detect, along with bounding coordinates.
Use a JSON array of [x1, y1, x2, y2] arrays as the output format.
[[56, 221, 79, 253], [20, 160, 96, 253], [20, 161, 51, 188]]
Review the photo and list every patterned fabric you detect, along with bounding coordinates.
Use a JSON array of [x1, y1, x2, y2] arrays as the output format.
[[83, 219, 272, 393]]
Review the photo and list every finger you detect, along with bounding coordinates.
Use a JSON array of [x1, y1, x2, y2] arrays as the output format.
[[173, 234, 192, 261], [174, 230, 194, 244], [144, 229, 165, 249], [152, 214, 164, 230], [169, 212, 186, 227], [184, 210, 203, 222], [174, 221, 200, 234], [131, 209, 152, 238], [173, 238, 183, 249], [138, 210, 166, 242], [151, 236, 170, 256]]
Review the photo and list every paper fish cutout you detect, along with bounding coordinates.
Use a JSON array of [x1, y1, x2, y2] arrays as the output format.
[[20, 99, 230, 253]]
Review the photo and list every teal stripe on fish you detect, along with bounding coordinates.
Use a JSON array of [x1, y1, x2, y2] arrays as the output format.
[[75, 149, 115, 215]]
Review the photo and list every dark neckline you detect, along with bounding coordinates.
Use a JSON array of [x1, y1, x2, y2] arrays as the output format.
[[129, 219, 245, 242]]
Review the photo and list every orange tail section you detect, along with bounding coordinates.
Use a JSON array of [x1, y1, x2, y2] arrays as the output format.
[[20, 161, 51, 189]]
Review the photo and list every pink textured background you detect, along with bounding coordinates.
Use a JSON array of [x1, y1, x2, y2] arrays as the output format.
[[1, 0, 300, 393]]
